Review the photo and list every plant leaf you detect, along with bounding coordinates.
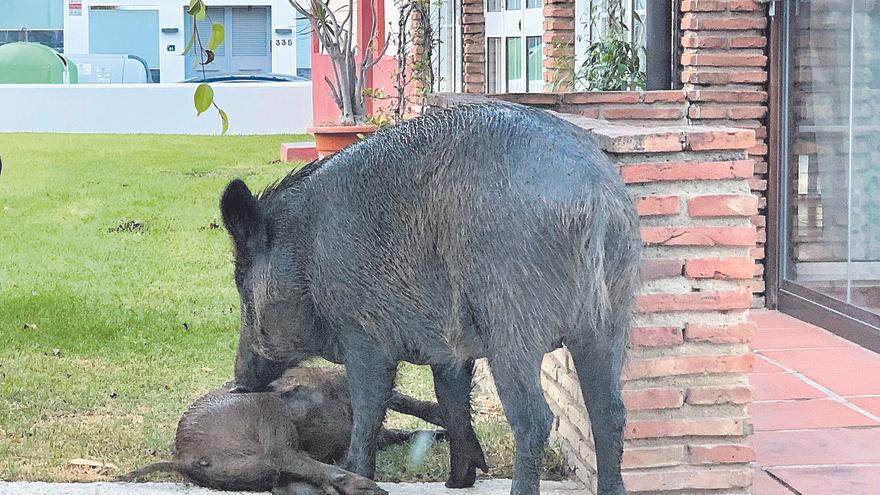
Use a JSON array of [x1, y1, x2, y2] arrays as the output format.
[[188, 0, 206, 19], [218, 107, 229, 135], [194, 83, 214, 116], [182, 29, 196, 55], [208, 23, 225, 51], [204, 49, 215, 65]]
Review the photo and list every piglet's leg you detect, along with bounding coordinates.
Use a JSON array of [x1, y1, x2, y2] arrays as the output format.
[[260, 415, 387, 495]]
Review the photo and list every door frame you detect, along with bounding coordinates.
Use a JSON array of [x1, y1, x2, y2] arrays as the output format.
[[772, 0, 880, 353]]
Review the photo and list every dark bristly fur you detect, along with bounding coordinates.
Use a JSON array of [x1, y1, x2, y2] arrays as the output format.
[[221, 102, 642, 495], [119, 368, 445, 495]]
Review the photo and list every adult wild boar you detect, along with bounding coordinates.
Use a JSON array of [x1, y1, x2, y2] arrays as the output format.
[[120, 367, 445, 495], [221, 102, 641, 495]]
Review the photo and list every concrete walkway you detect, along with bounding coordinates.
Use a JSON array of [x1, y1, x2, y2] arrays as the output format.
[[750, 311, 880, 494], [0, 481, 585, 495]]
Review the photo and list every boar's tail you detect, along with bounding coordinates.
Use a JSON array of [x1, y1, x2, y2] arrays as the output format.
[[574, 191, 641, 341], [116, 461, 181, 481]]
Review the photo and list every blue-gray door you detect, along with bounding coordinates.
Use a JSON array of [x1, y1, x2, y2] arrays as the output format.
[[185, 6, 271, 78], [89, 7, 159, 79]]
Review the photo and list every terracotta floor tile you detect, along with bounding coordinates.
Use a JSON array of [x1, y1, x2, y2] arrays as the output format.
[[751, 327, 853, 351], [754, 355, 786, 373], [850, 396, 880, 417], [748, 399, 878, 431], [759, 347, 880, 371], [753, 427, 880, 466], [767, 465, 880, 495], [752, 467, 794, 495], [750, 310, 812, 329], [800, 367, 880, 397], [750, 372, 826, 401]]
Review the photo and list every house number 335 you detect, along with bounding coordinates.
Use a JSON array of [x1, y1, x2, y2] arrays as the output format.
[[275, 39, 292, 46]]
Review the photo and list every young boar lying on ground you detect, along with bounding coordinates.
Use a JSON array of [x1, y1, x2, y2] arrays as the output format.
[[120, 367, 446, 495]]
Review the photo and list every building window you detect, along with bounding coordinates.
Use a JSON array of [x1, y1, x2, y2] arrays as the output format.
[[295, 16, 312, 79], [526, 0, 542, 9], [487, 0, 502, 13], [487, 37, 502, 93], [526, 36, 542, 91], [505, 0, 522, 10], [505, 36, 522, 92], [0, 0, 64, 51], [574, 0, 647, 83], [185, 6, 272, 79]]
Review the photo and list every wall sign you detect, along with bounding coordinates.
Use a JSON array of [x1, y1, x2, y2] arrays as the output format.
[[69, 1, 82, 16]]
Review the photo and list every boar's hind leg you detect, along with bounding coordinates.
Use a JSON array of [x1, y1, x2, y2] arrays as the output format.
[[489, 354, 552, 495], [568, 335, 627, 495], [432, 361, 488, 488], [387, 391, 445, 428], [341, 354, 397, 479]]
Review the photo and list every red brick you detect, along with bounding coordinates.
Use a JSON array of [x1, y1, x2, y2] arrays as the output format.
[[640, 259, 684, 280], [636, 195, 680, 216], [686, 129, 756, 150], [623, 354, 755, 380], [636, 290, 753, 313], [622, 387, 685, 410], [687, 385, 754, 405], [687, 90, 767, 103], [689, 444, 756, 464], [625, 417, 749, 439], [685, 257, 755, 279], [689, 104, 767, 119], [681, 14, 767, 31], [682, 52, 768, 68], [624, 467, 751, 491], [622, 445, 686, 469], [542, 6, 574, 17], [640, 227, 757, 247], [642, 90, 686, 103], [685, 321, 756, 344], [629, 327, 684, 347], [688, 194, 759, 217], [621, 160, 753, 183], [602, 106, 685, 120], [543, 19, 575, 30], [681, 0, 728, 12], [561, 92, 641, 104], [681, 68, 767, 84]]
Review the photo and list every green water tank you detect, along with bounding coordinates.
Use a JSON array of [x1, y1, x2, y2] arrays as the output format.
[[0, 42, 78, 84]]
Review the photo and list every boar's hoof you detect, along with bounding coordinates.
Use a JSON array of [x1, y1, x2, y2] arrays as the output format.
[[330, 472, 388, 495], [445, 444, 488, 488]]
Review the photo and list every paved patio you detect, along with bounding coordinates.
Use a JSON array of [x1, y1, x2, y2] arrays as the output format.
[[750, 310, 880, 494], [0, 481, 583, 495]]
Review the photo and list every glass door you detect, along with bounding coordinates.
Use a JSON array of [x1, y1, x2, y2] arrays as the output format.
[[485, 0, 543, 93], [780, 0, 880, 350]]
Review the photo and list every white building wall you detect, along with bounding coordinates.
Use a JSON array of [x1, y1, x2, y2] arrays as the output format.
[[62, 0, 303, 83], [0, 82, 313, 134]]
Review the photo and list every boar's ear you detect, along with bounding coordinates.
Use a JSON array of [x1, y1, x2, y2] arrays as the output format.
[[220, 179, 266, 255]]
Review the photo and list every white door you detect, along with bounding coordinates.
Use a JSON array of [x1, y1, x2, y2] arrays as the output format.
[[485, 0, 544, 93]]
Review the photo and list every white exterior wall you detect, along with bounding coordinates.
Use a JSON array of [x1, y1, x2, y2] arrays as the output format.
[[0, 82, 312, 134], [62, 0, 303, 83]]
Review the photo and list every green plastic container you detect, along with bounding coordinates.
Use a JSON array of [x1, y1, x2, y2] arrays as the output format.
[[0, 42, 78, 84]]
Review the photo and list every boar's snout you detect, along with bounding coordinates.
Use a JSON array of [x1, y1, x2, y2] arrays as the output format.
[[232, 339, 289, 394]]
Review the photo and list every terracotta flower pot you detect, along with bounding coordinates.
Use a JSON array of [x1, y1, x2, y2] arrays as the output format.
[[308, 124, 378, 158]]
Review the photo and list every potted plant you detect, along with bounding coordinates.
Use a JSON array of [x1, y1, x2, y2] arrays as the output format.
[[290, 0, 390, 156]]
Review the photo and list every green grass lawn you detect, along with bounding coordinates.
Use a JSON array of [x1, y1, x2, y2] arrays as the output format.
[[0, 133, 563, 483]]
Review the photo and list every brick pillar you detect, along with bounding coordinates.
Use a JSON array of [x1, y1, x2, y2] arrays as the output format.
[[543, 0, 576, 91], [542, 118, 758, 494], [462, 0, 486, 93], [679, 0, 770, 306]]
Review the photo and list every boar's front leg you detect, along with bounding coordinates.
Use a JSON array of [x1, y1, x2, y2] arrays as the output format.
[[432, 361, 488, 488], [340, 350, 397, 479]]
